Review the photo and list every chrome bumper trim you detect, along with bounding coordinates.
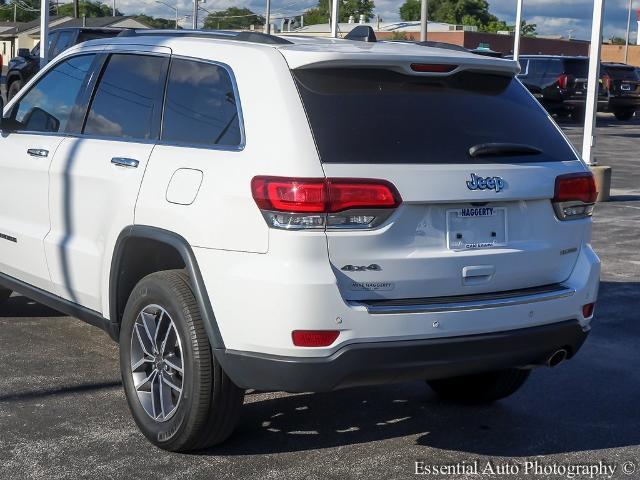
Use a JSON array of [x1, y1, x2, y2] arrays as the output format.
[[357, 285, 576, 315]]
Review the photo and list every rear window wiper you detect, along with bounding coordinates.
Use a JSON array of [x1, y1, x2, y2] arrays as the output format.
[[469, 143, 543, 158]]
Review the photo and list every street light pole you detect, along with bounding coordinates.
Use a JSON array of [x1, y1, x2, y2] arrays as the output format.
[[330, 0, 339, 37], [39, 0, 49, 68], [192, 0, 198, 29], [420, 0, 428, 42], [513, 0, 523, 61], [624, 0, 633, 63], [264, 0, 271, 34], [582, 0, 606, 166]]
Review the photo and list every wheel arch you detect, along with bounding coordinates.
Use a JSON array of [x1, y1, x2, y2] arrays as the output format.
[[109, 225, 225, 349]]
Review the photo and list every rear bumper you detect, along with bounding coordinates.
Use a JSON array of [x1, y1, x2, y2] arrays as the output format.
[[217, 320, 588, 392], [607, 97, 640, 110]]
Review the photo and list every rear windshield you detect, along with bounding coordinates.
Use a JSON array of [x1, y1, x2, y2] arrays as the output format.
[[563, 59, 589, 77], [293, 68, 577, 164], [603, 66, 640, 81]]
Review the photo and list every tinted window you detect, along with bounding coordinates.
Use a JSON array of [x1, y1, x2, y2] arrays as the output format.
[[294, 68, 577, 164], [84, 54, 168, 140], [161, 59, 242, 147], [563, 59, 589, 77], [604, 66, 640, 81], [10, 54, 95, 133], [51, 30, 75, 58]]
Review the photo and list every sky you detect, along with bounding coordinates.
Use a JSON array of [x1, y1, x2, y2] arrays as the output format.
[[116, 0, 639, 42]]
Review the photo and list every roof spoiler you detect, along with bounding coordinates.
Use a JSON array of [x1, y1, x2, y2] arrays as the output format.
[[344, 25, 377, 43]]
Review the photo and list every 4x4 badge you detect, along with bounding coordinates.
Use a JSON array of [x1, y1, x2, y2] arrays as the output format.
[[466, 173, 505, 193]]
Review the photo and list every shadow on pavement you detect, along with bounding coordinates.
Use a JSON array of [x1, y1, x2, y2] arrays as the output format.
[[0, 294, 65, 318], [0, 381, 122, 403]]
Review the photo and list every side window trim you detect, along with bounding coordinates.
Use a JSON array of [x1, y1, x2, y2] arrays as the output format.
[[79, 51, 170, 142], [66, 53, 108, 134], [158, 55, 246, 151]]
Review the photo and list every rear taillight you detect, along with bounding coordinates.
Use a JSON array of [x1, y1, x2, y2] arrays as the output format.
[[557, 73, 569, 89], [292, 330, 340, 347], [251, 176, 402, 230], [582, 303, 595, 318], [552, 172, 597, 220], [603, 74, 612, 91], [410, 63, 457, 73]]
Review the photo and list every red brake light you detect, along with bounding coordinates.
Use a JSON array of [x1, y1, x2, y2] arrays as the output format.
[[292, 330, 340, 347], [553, 172, 597, 204], [251, 176, 401, 213], [557, 74, 569, 89], [603, 74, 612, 91], [410, 63, 457, 73]]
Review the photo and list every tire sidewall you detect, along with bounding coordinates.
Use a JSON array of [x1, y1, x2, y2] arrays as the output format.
[[8, 81, 21, 100], [120, 276, 207, 449]]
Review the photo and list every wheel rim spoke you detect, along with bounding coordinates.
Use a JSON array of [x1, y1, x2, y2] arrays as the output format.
[[130, 304, 184, 423], [163, 354, 183, 374]]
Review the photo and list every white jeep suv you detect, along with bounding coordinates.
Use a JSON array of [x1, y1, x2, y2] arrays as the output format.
[[0, 30, 600, 451]]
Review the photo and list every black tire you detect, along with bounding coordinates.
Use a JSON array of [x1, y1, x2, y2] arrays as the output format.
[[7, 80, 22, 101], [427, 368, 530, 404], [613, 109, 635, 121], [120, 269, 244, 451], [0, 288, 11, 304]]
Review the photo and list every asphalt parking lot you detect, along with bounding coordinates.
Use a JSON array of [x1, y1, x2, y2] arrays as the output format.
[[1, 114, 638, 480]]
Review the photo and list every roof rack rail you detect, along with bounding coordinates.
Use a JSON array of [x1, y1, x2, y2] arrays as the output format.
[[117, 29, 293, 45]]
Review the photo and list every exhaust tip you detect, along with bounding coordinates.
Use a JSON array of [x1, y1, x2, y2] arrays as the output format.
[[547, 349, 568, 368]]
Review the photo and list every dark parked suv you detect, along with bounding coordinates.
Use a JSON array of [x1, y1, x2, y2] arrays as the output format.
[[516, 55, 607, 119], [6, 27, 123, 100], [601, 63, 640, 121]]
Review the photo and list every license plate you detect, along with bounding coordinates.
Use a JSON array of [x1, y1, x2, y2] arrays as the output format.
[[622, 83, 631, 91], [446, 207, 507, 250]]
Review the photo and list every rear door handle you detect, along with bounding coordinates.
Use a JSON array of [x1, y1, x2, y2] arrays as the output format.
[[27, 148, 49, 158], [111, 157, 139, 169]]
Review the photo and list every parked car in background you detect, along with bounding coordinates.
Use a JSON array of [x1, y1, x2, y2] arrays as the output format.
[[600, 63, 640, 121], [5, 27, 123, 100], [515, 55, 607, 119]]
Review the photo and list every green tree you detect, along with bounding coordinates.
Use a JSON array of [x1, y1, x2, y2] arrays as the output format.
[[203, 7, 263, 30], [302, 0, 375, 25], [399, 0, 420, 21], [56, 0, 122, 17], [133, 14, 177, 29], [520, 20, 537, 36]]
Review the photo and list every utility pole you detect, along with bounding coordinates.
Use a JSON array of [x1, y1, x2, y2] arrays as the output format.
[[264, 0, 271, 34], [112, 0, 116, 16], [192, 0, 198, 29], [582, 0, 605, 166], [73, 0, 79, 18], [420, 0, 428, 41], [40, 0, 49, 68], [13, 3, 16, 22], [513, 0, 523, 61], [624, 0, 633, 63], [330, 0, 339, 37]]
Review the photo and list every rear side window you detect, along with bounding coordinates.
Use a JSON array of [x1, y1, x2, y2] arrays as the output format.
[[293, 68, 577, 164], [51, 30, 74, 58], [84, 54, 168, 140], [161, 59, 242, 147]]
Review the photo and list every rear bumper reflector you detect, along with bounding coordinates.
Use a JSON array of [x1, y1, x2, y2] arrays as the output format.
[[356, 283, 575, 315]]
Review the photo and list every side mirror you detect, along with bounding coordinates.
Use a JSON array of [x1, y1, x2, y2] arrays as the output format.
[[17, 48, 30, 59]]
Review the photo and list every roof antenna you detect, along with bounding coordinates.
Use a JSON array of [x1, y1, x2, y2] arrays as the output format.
[[345, 25, 377, 42]]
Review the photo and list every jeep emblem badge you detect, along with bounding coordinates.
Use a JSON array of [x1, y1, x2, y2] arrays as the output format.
[[466, 173, 505, 193]]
